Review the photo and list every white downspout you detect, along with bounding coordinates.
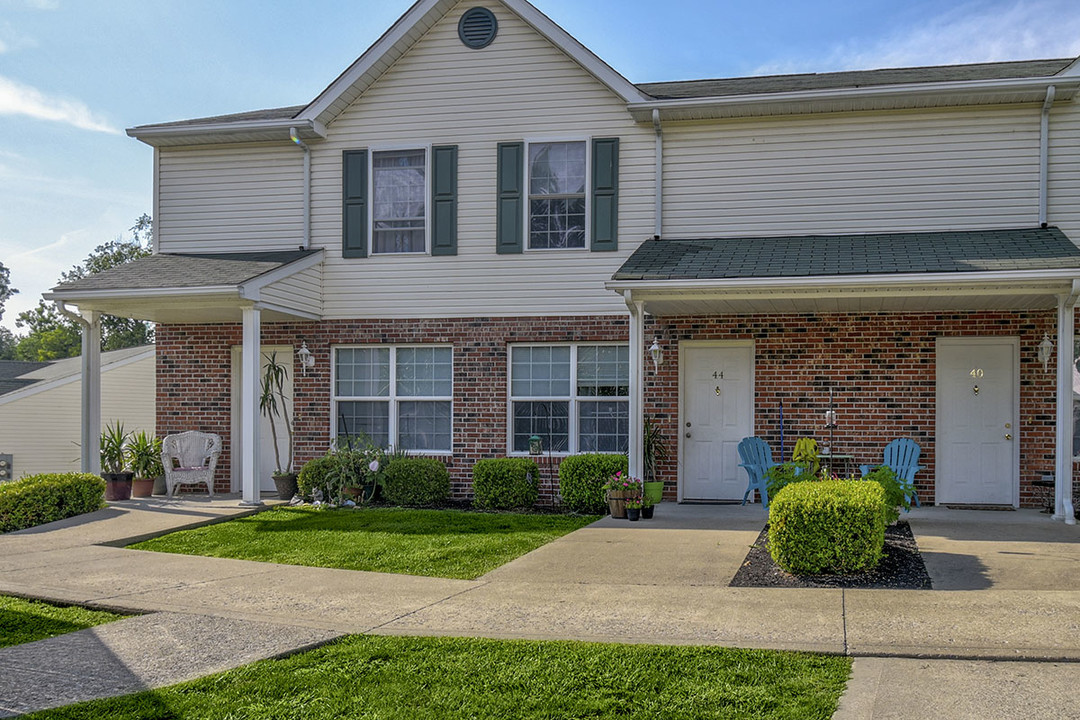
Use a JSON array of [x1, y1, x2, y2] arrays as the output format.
[[1039, 86, 1056, 227], [1054, 281, 1078, 524], [652, 109, 663, 238], [290, 127, 311, 249], [55, 302, 101, 475], [623, 291, 644, 480]]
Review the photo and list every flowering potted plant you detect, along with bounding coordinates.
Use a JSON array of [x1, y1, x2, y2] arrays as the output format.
[[641, 492, 655, 519], [602, 471, 641, 518], [624, 493, 644, 521]]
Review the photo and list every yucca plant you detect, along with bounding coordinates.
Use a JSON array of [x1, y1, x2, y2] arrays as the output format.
[[99, 422, 130, 475]]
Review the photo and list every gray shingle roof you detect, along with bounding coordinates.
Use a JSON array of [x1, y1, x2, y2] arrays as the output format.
[[637, 58, 1073, 100], [0, 361, 51, 397], [51, 250, 319, 293], [613, 228, 1080, 281], [132, 106, 305, 131]]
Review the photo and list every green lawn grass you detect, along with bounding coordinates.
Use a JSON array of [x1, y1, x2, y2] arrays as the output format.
[[129, 506, 598, 579], [26, 634, 851, 720], [0, 595, 124, 648]]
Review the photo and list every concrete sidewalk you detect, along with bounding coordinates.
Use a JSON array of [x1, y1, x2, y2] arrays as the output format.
[[0, 498, 1078, 717]]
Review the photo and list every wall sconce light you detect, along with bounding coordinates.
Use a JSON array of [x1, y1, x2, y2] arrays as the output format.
[[1038, 333, 1054, 373], [649, 338, 664, 373], [297, 341, 315, 375]]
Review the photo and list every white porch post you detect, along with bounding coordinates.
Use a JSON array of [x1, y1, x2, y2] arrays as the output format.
[[240, 305, 262, 505], [625, 293, 644, 480], [80, 310, 101, 475], [1055, 290, 1078, 524]]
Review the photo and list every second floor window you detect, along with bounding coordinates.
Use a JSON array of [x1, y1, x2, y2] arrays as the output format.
[[373, 149, 426, 254], [528, 141, 586, 250]]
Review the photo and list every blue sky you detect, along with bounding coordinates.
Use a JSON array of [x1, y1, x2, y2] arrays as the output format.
[[2, 0, 1079, 331]]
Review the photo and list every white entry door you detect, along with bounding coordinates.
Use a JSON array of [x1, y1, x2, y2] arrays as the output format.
[[231, 346, 294, 493], [681, 343, 753, 501], [937, 339, 1018, 506]]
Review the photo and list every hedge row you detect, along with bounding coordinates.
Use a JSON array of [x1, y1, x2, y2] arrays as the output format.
[[0, 473, 105, 533]]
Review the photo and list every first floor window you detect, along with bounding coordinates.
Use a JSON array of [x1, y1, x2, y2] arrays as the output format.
[[372, 148, 426, 254], [509, 344, 629, 454], [334, 345, 452, 452]]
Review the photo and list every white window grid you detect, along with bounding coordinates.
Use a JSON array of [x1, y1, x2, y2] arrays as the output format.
[[331, 344, 454, 454], [523, 137, 591, 252], [369, 145, 431, 256], [507, 342, 629, 456]]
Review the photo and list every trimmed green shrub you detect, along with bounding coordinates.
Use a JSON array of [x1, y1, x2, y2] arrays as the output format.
[[558, 453, 628, 514], [297, 454, 337, 499], [381, 457, 450, 506], [472, 458, 540, 510], [0, 473, 105, 533], [768, 480, 887, 575]]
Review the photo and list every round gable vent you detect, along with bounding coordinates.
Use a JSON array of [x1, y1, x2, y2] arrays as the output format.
[[458, 7, 498, 49]]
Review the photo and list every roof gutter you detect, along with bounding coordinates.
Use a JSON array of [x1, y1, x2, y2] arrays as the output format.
[[1039, 85, 1056, 227], [629, 75, 1080, 121], [127, 118, 327, 146]]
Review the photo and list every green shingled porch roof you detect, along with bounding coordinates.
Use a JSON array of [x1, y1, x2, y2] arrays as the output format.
[[613, 227, 1080, 281]]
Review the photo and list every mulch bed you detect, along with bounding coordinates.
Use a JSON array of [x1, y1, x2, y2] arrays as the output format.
[[729, 521, 933, 589]]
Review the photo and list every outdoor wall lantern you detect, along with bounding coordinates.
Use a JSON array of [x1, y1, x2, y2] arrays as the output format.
[[649, 338, 664, 373], [297, 341, 315, 375], [528, 435, 543, 455], [1038, 333, 1054, 373]]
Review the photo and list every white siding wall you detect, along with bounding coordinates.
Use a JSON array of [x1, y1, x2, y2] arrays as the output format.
[[1050, 96, 1080, 239], [158, 144, 304, 253], [662, 105, 1045, 238], [310, 0, 654, 319], [0, 355, 156, 479], [261, 265, 323, 317]]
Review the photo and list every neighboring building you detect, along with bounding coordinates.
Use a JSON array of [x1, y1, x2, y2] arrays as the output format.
[[0, 346, 156, 479], [46, 0, 1080, 518]]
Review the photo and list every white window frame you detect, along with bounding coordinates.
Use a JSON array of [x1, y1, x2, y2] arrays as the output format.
[[368, 144, 431, 256], [332, 344, 454, 455], [523, 136, 591, 252], [507, 342, 629, 456]]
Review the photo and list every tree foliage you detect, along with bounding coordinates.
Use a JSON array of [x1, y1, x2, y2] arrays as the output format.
[[11, 215, 154, 361], [0, 261, 15, 322]]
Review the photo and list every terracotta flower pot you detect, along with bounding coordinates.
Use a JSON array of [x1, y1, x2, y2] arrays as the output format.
[[131, 477, 155, 498]]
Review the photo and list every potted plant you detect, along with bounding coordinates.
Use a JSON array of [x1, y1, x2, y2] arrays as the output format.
[[624, 493, 643, 521], [100, 421, 133, 501], [326, 443, 385, 506], [603, 471, 641, 518], [127, 430, 163, 498], [642, 416, 668, 505], [641, 493, 655, 519], [260, 352, 297, 499]]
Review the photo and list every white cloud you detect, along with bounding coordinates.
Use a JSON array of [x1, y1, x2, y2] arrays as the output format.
[[754, 1, 1080, 75], [23, 0, 58, 9], [0, 74, 118, 134], [0, 22, 39, 54]]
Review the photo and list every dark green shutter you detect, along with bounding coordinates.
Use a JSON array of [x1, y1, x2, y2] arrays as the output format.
[[431, 145, 458, 256], [342, 150, 368, 258], [590, 137, 619, 252], [496, 142, 524, 254]]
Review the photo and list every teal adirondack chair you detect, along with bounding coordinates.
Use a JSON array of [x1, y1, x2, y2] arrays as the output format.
[[860, 438, 923, 508], [738, 437, 777, 510]]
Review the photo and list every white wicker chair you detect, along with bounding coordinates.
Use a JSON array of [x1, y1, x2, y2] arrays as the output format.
[[161, 431, 222, 497]]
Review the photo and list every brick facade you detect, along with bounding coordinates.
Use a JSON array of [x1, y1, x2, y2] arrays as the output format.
[[156, 310, 1079, 508]]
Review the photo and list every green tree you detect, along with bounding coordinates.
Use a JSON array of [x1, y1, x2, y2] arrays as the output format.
[[0, 261, 15, 322], [12, 215, 154, 360]]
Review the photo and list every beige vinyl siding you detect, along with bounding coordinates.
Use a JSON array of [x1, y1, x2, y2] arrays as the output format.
[[261, 265, 323, 317], [0, 354, 156, 479], [662, 105, 1044, 238], [1050, 97, 1080, 239], [158, 144, 304, 253], [309, 0, 654, 319]]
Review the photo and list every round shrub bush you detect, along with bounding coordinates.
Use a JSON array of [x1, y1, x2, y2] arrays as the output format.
[[472, 458, 540, 510], [381, 457, 450, 506], [558, 453, 627, 514], [297, 454, 337, 499]]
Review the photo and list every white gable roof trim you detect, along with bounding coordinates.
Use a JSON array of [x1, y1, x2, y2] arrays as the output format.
[[298, 0, 650, 127]]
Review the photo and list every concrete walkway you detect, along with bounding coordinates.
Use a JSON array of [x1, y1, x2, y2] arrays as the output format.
[[0, 498, 1078, 717]]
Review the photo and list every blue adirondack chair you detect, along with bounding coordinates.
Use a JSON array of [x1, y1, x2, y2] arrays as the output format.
[[859, 438, 924, 508], [738, 437, 777, 510]]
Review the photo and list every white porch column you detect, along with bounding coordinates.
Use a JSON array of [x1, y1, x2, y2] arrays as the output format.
[[80, 311, 101, 475], [240, 305, 262, 505], [625, 294, 644, 480], [1055, 291, 1077, 524]]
